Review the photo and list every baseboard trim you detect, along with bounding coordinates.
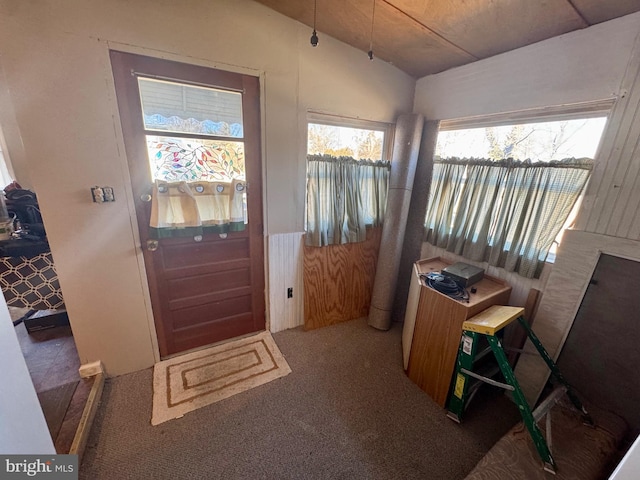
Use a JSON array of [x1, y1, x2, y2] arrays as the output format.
[[79, 361, 104, 378], [69, 372, 105, 461]]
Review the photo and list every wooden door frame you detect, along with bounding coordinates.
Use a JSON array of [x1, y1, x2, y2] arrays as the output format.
[[110, 50, 265, 357]]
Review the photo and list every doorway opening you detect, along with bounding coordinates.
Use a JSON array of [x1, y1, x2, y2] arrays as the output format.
[[110, 51, 265, 358]]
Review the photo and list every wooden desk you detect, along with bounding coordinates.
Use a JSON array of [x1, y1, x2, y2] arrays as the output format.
[[403, 257, 511, 407]]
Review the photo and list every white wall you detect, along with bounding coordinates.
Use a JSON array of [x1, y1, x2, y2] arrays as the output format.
[[0, 296, 55, 454], [0, 0, 414, 375], [414, 13, 640, 121]]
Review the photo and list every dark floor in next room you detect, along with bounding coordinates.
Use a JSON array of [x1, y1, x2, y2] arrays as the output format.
[[11, 308, 90, 453]]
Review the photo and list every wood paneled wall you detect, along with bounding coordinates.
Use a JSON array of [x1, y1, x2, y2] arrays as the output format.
[[304, 227, 382, 330]]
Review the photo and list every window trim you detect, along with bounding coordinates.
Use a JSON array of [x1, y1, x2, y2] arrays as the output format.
[[438, 99, 614, 131], [306, 111, 394, 161]]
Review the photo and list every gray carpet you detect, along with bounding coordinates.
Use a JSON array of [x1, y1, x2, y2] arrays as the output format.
[[80, 318, 520, 480]]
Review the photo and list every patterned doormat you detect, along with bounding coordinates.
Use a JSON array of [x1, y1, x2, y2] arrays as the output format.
[[151, 331, 291, 425]]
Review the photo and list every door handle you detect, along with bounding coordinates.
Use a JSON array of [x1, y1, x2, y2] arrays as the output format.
[[146, 240, 159, 252], [141, 193, 152, 202]]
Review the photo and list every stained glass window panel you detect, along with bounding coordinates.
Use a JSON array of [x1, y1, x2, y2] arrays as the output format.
[[138, 78, 243, 138], [146, 135, 245, 183]]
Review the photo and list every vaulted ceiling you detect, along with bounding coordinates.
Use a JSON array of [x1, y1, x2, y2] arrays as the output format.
[[254, 0, 640, 78]]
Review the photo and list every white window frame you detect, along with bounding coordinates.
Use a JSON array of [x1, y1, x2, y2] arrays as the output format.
[[438, 99, 613, 131], [306, 111, 394, 161]]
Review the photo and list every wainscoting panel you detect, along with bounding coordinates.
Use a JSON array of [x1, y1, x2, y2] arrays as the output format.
[[304, 227, 382, 330], [578, 30, 640, 239], [267, 233, 304, 333]]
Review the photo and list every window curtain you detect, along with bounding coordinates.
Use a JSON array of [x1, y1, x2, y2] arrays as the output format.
[[425, 157, 593, 278], [306, 154, 389, 247], [149, 179, 246, 238]]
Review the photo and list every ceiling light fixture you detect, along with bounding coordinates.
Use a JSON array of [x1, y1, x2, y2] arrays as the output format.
[[310, 0, 319, 47], [368, 0, 376, 60]]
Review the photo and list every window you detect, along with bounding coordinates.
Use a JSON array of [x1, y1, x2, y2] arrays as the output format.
[[138, 78, 246, 183], [305, 114, 392, 246], [436, 117, 606, 161], [426, 113, 608, 278], [137, 77, 248, 234], [308, 124, 386, 161]]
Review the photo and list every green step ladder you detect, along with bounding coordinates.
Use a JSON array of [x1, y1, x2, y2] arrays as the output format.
[[446, 305, 593, 474]]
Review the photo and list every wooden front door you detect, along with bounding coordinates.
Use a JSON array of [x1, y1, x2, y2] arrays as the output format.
[[110, 51, 265, 357]]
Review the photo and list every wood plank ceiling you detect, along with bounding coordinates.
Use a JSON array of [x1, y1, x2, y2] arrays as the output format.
[[253, 0, 640, 78]]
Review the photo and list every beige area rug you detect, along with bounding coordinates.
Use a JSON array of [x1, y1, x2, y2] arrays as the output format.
[[151, 330, 291, 425]]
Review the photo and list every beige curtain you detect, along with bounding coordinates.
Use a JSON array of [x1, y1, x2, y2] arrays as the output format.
[[150, 181, 200, 231], [150, 179, 246, 238]]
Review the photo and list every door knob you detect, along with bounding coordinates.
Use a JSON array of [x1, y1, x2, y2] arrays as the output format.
[[146, 240, 159, 252], [141, 193, 152, 202]]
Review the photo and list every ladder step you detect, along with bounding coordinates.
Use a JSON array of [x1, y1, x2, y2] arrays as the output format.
[[466, 364, 500, 396], [461, 367, 515, 391], [460, 363, 504, 416], [462, 305, 524, 335], [533, 386, 567, 422]]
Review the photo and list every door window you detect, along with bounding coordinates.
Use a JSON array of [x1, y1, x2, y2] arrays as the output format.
[[138, 77, 243, 137], [138, 77, 247, 225], [146, 136, 245, 182]]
